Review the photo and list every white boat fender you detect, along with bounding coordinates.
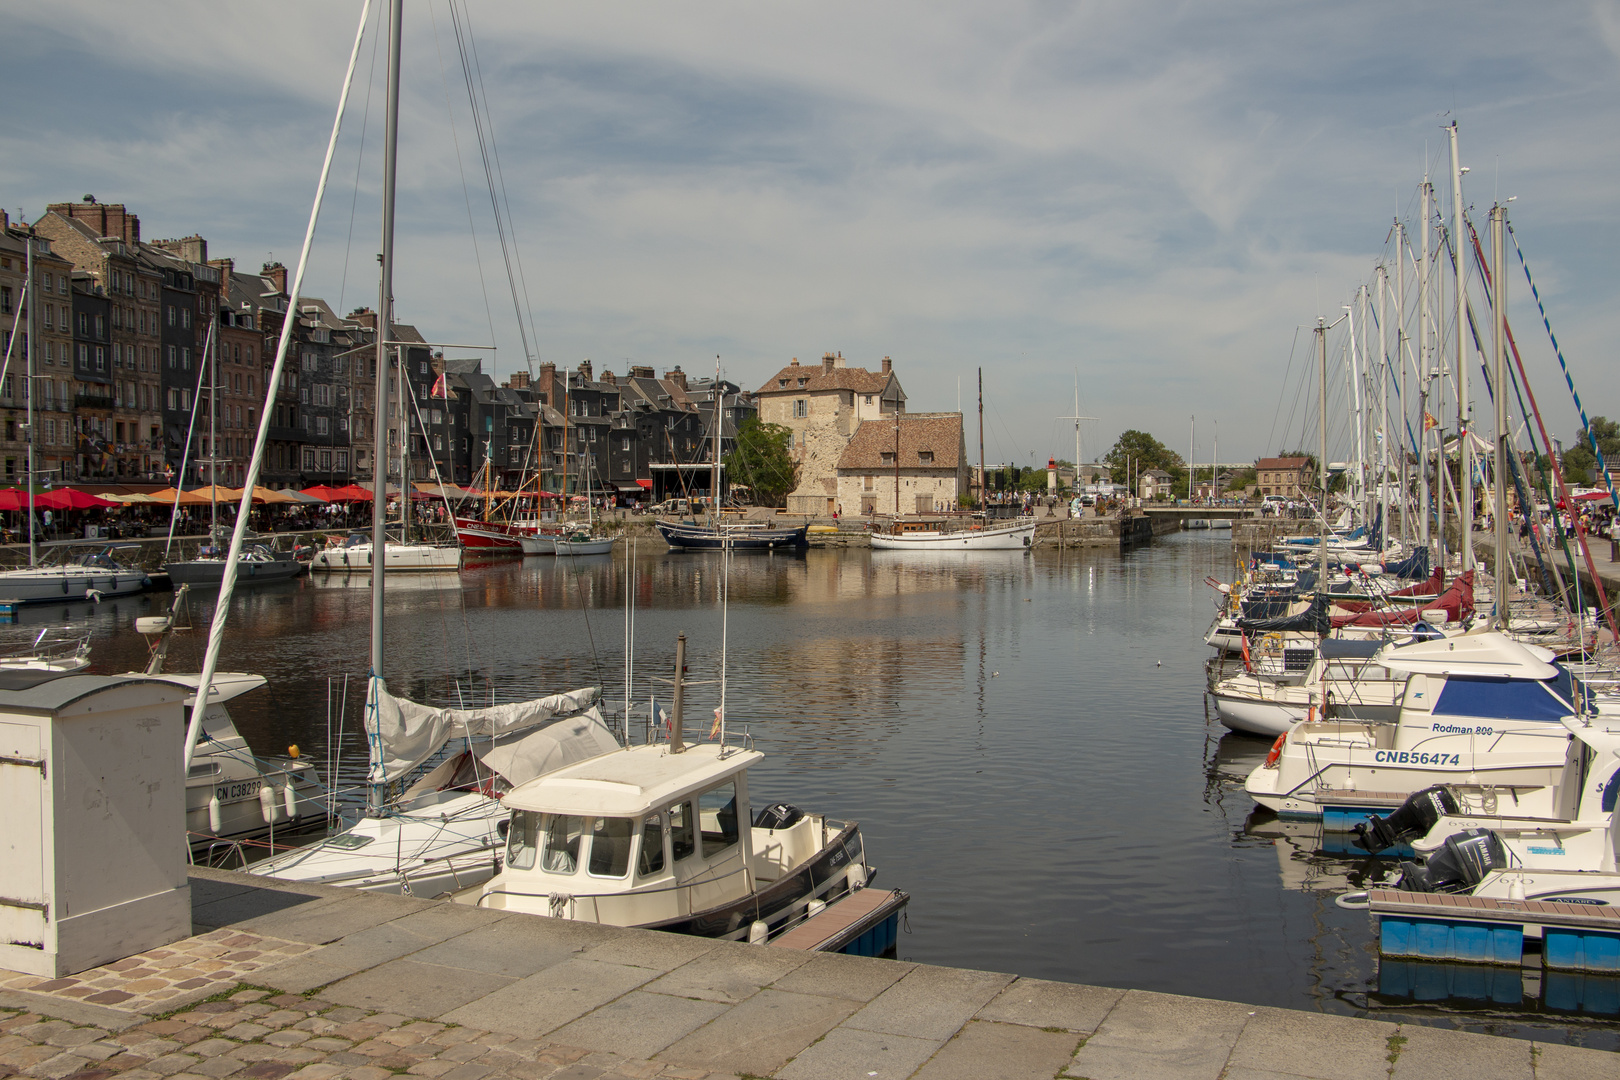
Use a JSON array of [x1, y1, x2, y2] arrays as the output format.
[[259, 783, 277, 824], [207, 793, 223, 834], [806, 899, 827, 919], [283, 780, 298, 821], [1334, 891, 1370, 910], [848, 864, 867, 891], [748, 920, 769, 945]]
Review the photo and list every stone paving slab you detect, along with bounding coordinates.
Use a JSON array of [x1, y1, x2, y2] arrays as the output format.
[[0, 870, 1614, 1080]]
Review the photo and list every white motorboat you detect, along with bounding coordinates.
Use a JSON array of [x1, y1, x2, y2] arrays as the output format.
[[553, 533, 616, 556], [870, 518, 1035, 551], [0, 547, 150, 604], [1211, 638, 1405, 737], [1245, 632, 1609, 818], [170, 673, 325, 851], [166, 544, 305, 587], [311, 531, 462, 572], [474, 737, 906, 952], [247, 685, 620, 897]]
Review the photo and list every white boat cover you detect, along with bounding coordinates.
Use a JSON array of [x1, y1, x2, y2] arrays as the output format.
[[1375, 631, 1558, 679], [367, 682, 606, 783]]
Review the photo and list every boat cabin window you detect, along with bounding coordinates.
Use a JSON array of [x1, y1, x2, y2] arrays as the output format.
[[542, 814, 585, 874], [639, 814, 665, 876], [669, 801, 696, 862], [588, 817, 634, 879], [506, 811, 540, 871], [699, 781, 739, 858]]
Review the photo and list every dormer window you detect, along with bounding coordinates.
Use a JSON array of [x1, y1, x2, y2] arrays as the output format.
[[796, 378, 807, 388], [880, 451, 895, 464], [778, 379, 787, 387], [918, 451, 934, 464]]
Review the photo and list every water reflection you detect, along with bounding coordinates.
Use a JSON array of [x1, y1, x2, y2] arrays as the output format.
[[35, 533, 1619, 1047]]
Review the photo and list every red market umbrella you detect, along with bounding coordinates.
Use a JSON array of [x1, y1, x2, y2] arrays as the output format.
[[0, 489, 28, 512], [300, 485, 343, 502], [1574, 490, 1613, 502], [34, 489, 118, 510], [330, 485, 375, 502]]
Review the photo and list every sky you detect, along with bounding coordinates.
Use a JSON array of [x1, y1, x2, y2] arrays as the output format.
[[3, 1, 1617, 470]]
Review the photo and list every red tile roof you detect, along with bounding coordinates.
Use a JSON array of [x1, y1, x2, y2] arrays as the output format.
[[756, 362, 891, 396], [836, 414, 963, 470]]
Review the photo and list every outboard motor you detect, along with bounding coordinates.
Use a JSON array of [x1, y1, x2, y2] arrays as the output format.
[[753, 803, 805, 830], [1352, 785, 1460, 854], [1395, 829, 1509, 894]]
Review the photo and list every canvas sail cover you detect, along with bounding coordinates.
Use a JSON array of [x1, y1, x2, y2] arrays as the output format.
[[1236, 593, 1331, 635], [367, 682, 606, 783]]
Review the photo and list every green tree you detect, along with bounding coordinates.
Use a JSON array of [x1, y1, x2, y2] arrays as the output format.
[[723, 417, 796, 507], [1562, 416, 1620, 485], [1102, 430, 1184, 494], [1224, 467, 1256, 493]]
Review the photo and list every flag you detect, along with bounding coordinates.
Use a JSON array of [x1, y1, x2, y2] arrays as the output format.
[[1422, 412, 1439, 431], [430, 373, 447, 398]]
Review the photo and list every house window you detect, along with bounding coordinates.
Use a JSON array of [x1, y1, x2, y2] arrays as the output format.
[[880, 451, 895, 464], [792, 399, 807, 418], [167, 305, 175, 326], [918, 451, 934, 464], [863, 475, 873, 490], [303, 448, 316, 470], [796, 378, 807, 388], [320, 450, 332, 470], [336, 451, 348, 471], [316, 417, 329, 435], [95, 347, 105, 372]]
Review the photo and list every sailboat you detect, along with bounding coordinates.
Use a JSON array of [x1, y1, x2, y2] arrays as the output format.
[[656, 359, 808, 551], [554, 447, 616, 556], [239, 0, 619, 895], [164, 328, 301, 586]]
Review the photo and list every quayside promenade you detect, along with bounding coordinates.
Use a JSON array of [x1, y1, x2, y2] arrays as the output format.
[[0, 870, 1611, 1080]]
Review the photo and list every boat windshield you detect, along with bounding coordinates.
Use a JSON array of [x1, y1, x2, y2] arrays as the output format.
[[506, 810, 540, 871], [587, 817, 633, 878], [1549, 663, 1595, 715], [542, 814, 584, 873], [699, 781, 739, 858]]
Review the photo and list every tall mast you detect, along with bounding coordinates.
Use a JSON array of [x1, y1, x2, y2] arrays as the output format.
[[24, 231, 36, 567], [1316, 318, 1328, 586], [370, 0, 402, 683], [1188, 415, 1194, 501], [1450, 121, 1471, 570], [1490, 203, 1508, 627], [711, 355, 722, 521], [209, 316, 218, 538], [1377, 265, 1389, 549], [977, 368, 984, 510], [1396, 220, 1408, 549], [1419, 172, 1433, 556]]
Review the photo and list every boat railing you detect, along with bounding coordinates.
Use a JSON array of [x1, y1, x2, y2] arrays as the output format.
[[477, 859, 753, 908], [0, 627, 91, 663]]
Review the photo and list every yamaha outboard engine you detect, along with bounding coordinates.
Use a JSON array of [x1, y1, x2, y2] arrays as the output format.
[[753, 803, 805, 830], [1352, 785, 1460, 854], [1394, 829, 1509, 894]]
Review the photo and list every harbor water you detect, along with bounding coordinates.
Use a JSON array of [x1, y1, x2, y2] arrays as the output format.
[[26, 531, 1620, 1050]]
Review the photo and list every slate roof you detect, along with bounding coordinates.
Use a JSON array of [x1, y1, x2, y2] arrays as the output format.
[[836, 413, 963, 471], [757, 363, 891, 397]]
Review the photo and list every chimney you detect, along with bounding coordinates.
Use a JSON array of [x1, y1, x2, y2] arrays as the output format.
[[262, 262, 288, 297], [209, 257, 234, 296], [821, 352, 835, 371], [578, 358, 593, 382], [664, 366, 687, 391], [790, 357, 799, 367], [881, 356, 892, 375], [600, 370, 616, 386], [179, 235, 207, 264], [509, 369, 531, 390], [50, 199, 139, 245], [0, 210, 7, 230], [630, 365, 654, 379]]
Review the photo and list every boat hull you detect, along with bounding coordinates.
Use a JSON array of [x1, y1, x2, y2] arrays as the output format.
[[554, 537, 616, 556], [165, 558, 304, 587], [0, 567, 148, 603], [311, 543, 462, 572], [870, 520, 1035, 550], [656, 521, 809, 550]]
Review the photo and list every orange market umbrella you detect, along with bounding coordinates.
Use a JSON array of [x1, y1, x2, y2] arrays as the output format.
[[150, 488, 212, 506]]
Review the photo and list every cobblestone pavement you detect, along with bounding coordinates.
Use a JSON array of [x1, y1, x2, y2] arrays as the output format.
[[0, 991, 733, 1080], [0, 934, 317, 1013]]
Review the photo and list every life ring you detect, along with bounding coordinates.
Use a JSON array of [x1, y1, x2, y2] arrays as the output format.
[[1263, 733, 1286, 769]]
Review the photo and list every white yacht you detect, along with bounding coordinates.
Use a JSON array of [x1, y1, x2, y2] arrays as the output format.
[[0, 547, 150, 604], [311, 531, 461, 573], [1211, 638, 1405, 737], [1245, 632, 1608, 818], [474, 738, 907, 953]]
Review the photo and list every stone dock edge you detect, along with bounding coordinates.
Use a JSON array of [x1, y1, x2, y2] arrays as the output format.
[[0, 869, 1611, 1080]]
